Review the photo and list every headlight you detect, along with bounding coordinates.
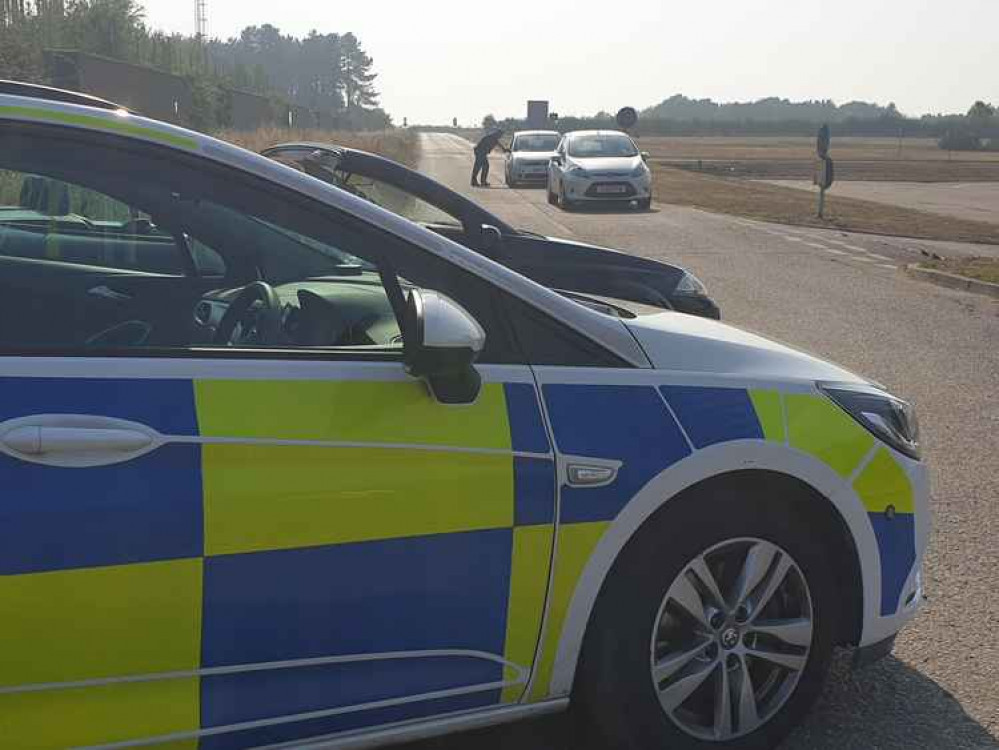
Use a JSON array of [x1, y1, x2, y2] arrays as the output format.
[[569, 166, 590, 179], [674, 271, 707, 296], [631, 162, 649, 177], [820, 383, 921, 460]]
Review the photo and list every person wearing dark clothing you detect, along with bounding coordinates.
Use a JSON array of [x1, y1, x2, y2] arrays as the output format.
[[471, 128, 508, 187]]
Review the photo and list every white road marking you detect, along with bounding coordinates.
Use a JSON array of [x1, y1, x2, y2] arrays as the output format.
[[877, 263, 897, 269], [866, 253, 894, 261], [782, 236, 804, 242]]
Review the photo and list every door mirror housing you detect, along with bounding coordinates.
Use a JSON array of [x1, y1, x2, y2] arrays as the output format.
[[403, 289, 485, 405], [550, 155, 563, 166], [641, 151, 650, 162]]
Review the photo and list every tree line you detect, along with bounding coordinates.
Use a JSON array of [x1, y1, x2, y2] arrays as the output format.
[[0, 0, 391, 130], [492, 95, 999, 151]]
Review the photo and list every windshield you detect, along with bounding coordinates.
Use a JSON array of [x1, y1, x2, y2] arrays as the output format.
[[513, 134, 560, 152], [568, 134, 639, 158]]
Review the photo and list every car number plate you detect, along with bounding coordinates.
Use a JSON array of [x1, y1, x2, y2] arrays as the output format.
[[596, 185, 627, 194]]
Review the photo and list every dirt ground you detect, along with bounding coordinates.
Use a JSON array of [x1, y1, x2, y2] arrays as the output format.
[[765, 181, 999, 224], [651, 167, 999, 245]]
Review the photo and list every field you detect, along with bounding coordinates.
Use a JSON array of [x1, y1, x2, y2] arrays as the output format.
[[640, 136, 999, 182], [635, 136, 999, 244], [217, 127, 419, 168]]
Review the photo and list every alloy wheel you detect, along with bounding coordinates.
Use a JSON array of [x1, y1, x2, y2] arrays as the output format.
[[649, 538, 813, 742]]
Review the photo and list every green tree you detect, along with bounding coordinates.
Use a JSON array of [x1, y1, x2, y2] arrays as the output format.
[[968, 101, 996, 119], [65, 0, 146, 60], [339, 32, 378, 109], [482, 114, 498, 129]]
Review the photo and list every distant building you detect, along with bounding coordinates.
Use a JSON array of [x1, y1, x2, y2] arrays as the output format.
[[527, 100, 549, 129]]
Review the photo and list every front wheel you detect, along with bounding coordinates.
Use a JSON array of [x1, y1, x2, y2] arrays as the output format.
[[637, 197, 652, 210], [547, 184, 558, 205], [574, 478, 837, 750]]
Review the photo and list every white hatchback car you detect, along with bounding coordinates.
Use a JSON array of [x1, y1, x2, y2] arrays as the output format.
[[548, 130, 652, 210], [504, 130, 561, 188]]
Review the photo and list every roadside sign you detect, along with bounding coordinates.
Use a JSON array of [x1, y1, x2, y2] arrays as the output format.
[[813, 157, 834, 190], [817, 124, 831, 159], [616, 107, 638, 131]]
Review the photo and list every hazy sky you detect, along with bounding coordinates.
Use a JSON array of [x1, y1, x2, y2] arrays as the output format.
[[143, 0, 997, 125]]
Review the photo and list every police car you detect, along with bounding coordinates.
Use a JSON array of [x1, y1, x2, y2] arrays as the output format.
[[0, 81, 928, 750]]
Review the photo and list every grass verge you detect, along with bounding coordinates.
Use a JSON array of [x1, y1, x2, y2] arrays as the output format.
[[652, 167, 999, 245], [918, 257, 999, 284]]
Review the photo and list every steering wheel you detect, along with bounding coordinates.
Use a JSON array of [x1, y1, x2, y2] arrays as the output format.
[[213, 281, 283, 346]]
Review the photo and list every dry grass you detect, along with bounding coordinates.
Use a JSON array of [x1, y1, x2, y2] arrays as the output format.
[[640, 136, 999, 182], [215, 127, 420, 168], [652, 167, 999, 245], [919, 257, 999, 284]]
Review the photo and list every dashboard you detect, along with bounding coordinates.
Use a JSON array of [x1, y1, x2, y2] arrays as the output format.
[[193, 278, 403, 348]]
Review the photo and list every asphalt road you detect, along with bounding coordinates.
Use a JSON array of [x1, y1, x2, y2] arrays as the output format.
[[404, 133, 999, 750]]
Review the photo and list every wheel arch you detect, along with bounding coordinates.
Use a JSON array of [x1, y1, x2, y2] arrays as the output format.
[[546, 440, 877, 698]]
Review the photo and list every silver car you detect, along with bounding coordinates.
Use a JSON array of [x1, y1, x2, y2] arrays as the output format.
[[548, 130, 653, 210], [504, 129, 561, 187]]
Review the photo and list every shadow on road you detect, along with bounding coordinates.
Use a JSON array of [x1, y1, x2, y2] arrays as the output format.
[[400, 652, 996, 750]]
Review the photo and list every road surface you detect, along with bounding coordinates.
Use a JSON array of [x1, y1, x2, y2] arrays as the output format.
[[403, 133, 999, 750]]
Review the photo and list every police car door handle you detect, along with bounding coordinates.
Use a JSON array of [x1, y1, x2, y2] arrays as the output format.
[[0, 416, 161, 467], [3, 426, 152, 455]]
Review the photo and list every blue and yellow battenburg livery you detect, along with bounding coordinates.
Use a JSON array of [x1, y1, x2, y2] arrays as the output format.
[[0, 371, 919, 750]]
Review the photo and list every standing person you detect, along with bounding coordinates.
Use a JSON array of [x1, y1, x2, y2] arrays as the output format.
[[471, 128, 508, 187]]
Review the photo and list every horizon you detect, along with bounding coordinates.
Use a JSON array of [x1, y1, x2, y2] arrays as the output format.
[[141, 0, 997, 126]]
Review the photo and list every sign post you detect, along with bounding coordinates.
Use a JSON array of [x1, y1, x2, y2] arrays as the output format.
[[814, 124, 834, 218], [616, 106, 638, 133]]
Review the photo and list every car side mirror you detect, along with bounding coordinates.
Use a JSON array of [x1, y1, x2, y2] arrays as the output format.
[[551, 155, 563, 166], [641, 151, 650, 162], [480, 224, 503, 254], [403, 289, 485, 405]]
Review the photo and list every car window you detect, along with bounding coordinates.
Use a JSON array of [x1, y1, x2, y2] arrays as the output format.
[[0, 128, 407, 354], [0, 168, 189, 275], [339, 172, 461, 227], [514, 134, 560, 151], [568, 134, 639, 158]]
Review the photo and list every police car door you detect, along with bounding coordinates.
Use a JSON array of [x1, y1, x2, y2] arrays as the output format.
[[0, 121, 555, 749]]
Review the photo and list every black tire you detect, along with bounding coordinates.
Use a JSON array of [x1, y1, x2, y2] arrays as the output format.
[[574, 473, 838, 750], [637, 197, 652, 210], [560, 187, 576, 212], [547, 185, 558, 205]]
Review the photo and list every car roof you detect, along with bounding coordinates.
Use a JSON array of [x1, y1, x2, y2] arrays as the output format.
[[513, 130, 560, 137], [0, 79, 128, 112], [564, 129, 631, 138]]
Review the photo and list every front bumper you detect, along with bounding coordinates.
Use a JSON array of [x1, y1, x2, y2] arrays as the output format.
[[858, 456, 929, 649], [509, 162, 551, 182], [562, 173, 652, 202]]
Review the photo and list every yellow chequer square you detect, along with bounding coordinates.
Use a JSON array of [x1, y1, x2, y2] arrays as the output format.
[[203, 444, 515, 556], [0, 558, 203, 687], [194, 379, 512, 451], [853, 447, 915, 514], [785, 394, 874, 478], [0, 679, 199, 750]]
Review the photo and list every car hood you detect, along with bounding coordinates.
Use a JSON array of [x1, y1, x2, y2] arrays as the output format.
[[570, 155, 641, 173], [626, 312, 867, 383], [512, 150, 557, 161]]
